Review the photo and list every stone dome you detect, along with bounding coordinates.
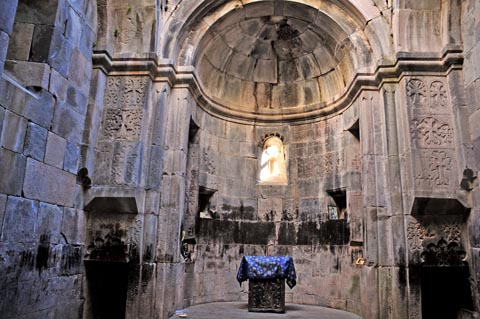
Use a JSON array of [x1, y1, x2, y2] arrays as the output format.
[[194, 1, 369, 120]]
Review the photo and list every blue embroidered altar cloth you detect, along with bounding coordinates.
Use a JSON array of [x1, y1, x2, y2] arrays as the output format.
[[236, 256, 297, 288]]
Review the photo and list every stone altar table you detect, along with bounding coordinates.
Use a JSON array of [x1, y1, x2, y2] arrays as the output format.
[[236, 256, 297, 313]]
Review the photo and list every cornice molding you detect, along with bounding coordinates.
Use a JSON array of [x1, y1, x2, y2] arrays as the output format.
[[92, 46, 464, 125]]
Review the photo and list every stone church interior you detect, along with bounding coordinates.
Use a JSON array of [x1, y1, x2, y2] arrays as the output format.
[[1, 0, 480, 318]]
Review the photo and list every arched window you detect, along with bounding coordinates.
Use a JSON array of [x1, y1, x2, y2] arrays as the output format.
[[259, 136, 287, 185]]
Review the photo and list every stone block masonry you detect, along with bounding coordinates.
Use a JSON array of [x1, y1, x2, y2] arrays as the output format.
[[0, 0, 94, 317]]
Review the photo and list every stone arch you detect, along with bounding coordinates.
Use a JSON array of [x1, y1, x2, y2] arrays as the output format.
[[160, 0, 394, 123]]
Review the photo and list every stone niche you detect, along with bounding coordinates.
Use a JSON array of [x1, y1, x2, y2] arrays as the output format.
[[83, 196, 140, 319], [407, 197, 474, 319]]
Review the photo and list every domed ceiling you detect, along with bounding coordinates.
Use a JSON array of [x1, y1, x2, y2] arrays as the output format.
[[194, 1, 371, 121]]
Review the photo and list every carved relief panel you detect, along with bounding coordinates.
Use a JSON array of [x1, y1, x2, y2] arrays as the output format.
[[407, 217, 466, 267], [94, 76, 148, 186], [406, 78, 449, 112], [413, 149, 455, 189], [405, 77, 457, 192], [85, 212, 142, 263]]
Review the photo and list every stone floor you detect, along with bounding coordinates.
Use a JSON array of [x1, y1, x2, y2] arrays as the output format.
[[168, 302, 363, 319]]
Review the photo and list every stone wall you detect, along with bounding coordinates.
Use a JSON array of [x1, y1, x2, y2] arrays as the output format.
[[463, 0, 480, 313], [183, 100, 368, 314], [1, 1, 480, 319], [0, 0, 96, 318]]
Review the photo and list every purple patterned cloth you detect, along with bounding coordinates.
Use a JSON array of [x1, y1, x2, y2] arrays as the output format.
[[236, 256, 297, 288]]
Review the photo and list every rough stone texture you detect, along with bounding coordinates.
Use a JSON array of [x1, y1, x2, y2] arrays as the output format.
[[6, 23, 34, 61], [0, 193, 7, 238], [23, 158, 76, 207], [36, 202, 63, 243], [44, 132, 67, 169], [23, 122, 48, 161], [49, 68, 69, 103], [48, 29, 72, 78], [3, 61, 51, 90], [0, 109, 27, 152], [0, 196, 38, 242], [61, 208, 85, 245], [0, 148, 26, 196], [0, 0, 18, 35], [63, 142, 79, 174], [0, 30, 8, 74], [52, 102, 85, 144], [23, 90, 55, 129], [1, 1, 480, 319]]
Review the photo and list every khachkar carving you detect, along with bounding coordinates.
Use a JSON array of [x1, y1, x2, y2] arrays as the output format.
[[410, 117, 454, 148], [94, 142, 141, 186], [323, 152, 344, 175], [101, 108, 143, 141], [406, 78, 427, 107], [421, 239, 466, 266], [104, 76, 147, 108], [111, 143, 140, 185], [407, 221, 435, 250], [415, 150, 452, 187], [406, 78, 449, 109], [430, 81, 448, 108], [96, 76, 146, 186]]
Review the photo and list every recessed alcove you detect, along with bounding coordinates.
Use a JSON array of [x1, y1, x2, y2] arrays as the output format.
[[192, 0, 372, 122]]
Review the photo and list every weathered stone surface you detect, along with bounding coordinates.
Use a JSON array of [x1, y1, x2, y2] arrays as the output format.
[[63, 142, 79, 174], [1, 196, 38, 242], [79, 25, 95, 59], [0, 107, 5, 143], [0, 0, 18, 35], [0, 2, 480, 319], [45, 132, 67, 169], [0, 194, 6, 238], [66, 84, 88, 115], [48, 29, 72, 78], [15, 0, 57, 25], [52, 102, 85, 144], [0, 148, 26, 196], [30, 24, 55, 63], [0, 109, 27, 152], [23, 158, 76, 207], [61, 208, 85, 245], [68, 48, 91, 94], [0, 77, 27, 115], [0, 30, 8, 72], [65, 6, 82, 46], [49, 68, 68, 102], [6, 23, 34, 61], [23, 122, 48, 161], [36, 202, 63, 243], [3, 60, 51, 90], [23, 90, 55, 128]]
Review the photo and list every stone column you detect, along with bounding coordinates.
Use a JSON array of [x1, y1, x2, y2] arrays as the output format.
[[383, 84, 408, 319], [155, 87, 192, 318], [359, 90, 398, 319]]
